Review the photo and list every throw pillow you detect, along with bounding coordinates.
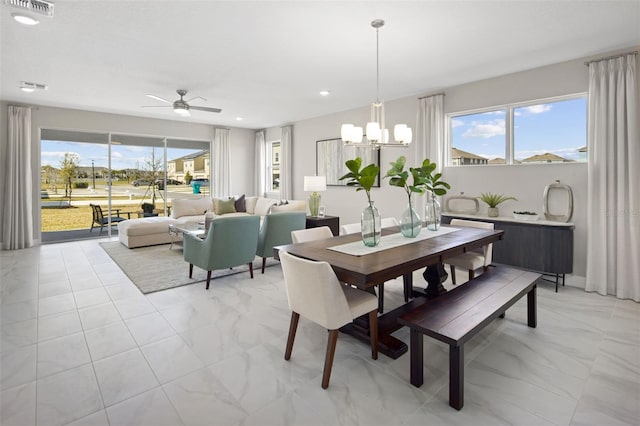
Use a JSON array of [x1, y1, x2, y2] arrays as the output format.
[[217, 198, 237, 215], [245, 196, 259, 214], [235, 194, 246, 212]]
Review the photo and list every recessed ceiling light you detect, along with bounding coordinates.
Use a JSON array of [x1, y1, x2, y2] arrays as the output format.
[[319, 90, 330, 96], [12, 13, 39, 25], [235, 117, 243, 121], [20, 81, 47, 92]]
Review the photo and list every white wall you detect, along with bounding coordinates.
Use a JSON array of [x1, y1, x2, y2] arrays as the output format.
[[289, 53, 629, 282], [0, 104, 255, 243]]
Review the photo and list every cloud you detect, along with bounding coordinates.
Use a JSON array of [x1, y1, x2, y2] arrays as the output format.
[[463, 119, 505, 139], [42, 151, 80, 159], [451, 119, 464, 128], [522, 104, 552, 114], [481, 111, 505, 116]]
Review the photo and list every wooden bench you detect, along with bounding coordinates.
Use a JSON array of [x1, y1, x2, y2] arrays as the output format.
[[398, 266, 540, 410]]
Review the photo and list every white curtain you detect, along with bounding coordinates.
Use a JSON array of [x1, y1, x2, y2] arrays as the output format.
[[254, 130, 268, 197], [280, 125, 293, 200], [212, 128, 231, 198], [1, 106, 34, 250], [586, 53, 639, 301], [415, 94, 445, 214]]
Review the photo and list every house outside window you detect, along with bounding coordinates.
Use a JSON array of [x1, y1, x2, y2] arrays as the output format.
[[448, 94, 587, 165], [267, 141, 280, 191]]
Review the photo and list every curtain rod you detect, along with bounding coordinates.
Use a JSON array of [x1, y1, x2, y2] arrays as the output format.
[[417, 93, 445, 100], [584, 51, 638, 66]]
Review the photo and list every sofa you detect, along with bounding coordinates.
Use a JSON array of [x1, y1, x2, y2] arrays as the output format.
[[117, 195, 307, 248]]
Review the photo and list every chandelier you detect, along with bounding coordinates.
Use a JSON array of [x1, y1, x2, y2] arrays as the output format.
[[341, 19, 412, 148]]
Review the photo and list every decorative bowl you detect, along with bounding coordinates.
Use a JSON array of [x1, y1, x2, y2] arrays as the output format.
[[513, 212, 539, 221]]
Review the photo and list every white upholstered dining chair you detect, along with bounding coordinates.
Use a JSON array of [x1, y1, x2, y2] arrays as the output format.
[[279, 250, 378, 389], [446, 219, 494, 284], [291, 226, 333, 243]]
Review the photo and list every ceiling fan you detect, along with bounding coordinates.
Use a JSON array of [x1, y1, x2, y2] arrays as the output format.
[[143, 89, 222, 116]]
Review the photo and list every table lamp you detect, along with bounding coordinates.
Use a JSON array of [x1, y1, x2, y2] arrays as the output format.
[[304, 175, 326, 217]]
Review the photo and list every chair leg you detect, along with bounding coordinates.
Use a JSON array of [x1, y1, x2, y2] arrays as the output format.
[[450, 265, 457, 285], [248, 262, 254, 279], [322, 329, 339, 389], [261, 257, 266, 274], [285, 311, 300, 360], [205, 271, 212, 290], [189, 264, 193, 278], [468, 269, 475, 281], [368, 310, 378, 360]]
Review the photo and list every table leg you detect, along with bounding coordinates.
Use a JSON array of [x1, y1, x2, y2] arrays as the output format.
[[409, 329, 424, 387], [527, 284, 537, 328], [423, 263, 448, 297]]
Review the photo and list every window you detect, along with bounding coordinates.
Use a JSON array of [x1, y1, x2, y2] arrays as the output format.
[[448, 94, 587, 165], [267, 141, 280, 191]]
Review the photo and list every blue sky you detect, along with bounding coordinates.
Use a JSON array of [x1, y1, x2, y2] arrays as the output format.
[[450, 97, 587, 161], [41, 141, 202, 170]]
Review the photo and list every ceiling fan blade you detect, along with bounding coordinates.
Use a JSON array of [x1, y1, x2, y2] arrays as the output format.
[[145, 94, 172, 104], [141, 105, 172, 108], [186, 96, 207, 103], [189, 106, 222, 113]]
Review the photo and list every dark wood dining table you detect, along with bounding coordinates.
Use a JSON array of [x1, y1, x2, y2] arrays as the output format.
[[274, 225, 504, 359]]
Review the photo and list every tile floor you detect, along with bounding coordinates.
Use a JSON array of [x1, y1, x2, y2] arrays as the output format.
[[1, 238, 638, 426]]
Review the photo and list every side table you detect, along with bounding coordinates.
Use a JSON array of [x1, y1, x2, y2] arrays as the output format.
[[306, 215, 340, 236]]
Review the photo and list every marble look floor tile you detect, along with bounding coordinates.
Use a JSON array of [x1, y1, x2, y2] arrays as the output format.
[[38, 280, 72, 299], [37, 332, 91, 378], [93, 348, 159, 407], [293, 355, 429, 426], [84, 321, 137, 361], [38, 293, 77, 317], [65, 409, 109, 426], [0, 300, 38, 324], [36, 364, 103, 426], [239, 390, 326, 426], [1, 381, 36, 426], [208, 343, 320, 414], [179, 321, 245, 366], [37, 310, 82, 342], [1, 318, 37, 353], [105, 387, 184, 426], [144, 288, 188, 311], [78, 302, 122, 331], [463, 358, 578, 425], [124, 311, 177, 346], [140, 335, 204, 384], [69, 277, 103, 292], [113, 295, 157, 319], [1, 344, 37, 391], [1, 279, 38, 304], [104, 283, 142, 301], [162, 367, 246, 426], [73, 287, 111, 309]]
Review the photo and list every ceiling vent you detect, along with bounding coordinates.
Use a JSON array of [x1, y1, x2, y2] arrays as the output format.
[[4, 0, 54, 17]]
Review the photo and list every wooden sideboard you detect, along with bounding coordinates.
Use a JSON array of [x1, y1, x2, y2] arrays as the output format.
[[442, 213, 574, 291]]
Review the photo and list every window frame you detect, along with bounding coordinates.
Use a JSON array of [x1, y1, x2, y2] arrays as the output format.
[[446, 93, 587, 166]]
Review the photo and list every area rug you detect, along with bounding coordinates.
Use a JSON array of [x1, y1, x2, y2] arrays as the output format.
[[99, 241, 278, 294]]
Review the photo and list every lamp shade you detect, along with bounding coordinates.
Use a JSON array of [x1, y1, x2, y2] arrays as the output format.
[[304, 176, 326, 192], [366, 122, 381, 141]]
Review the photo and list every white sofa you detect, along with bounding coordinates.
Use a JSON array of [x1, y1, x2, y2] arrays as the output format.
[[117, 196, 307, 248]]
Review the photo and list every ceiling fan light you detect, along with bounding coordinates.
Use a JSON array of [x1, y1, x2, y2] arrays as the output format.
[[173, 106, 190, 116]]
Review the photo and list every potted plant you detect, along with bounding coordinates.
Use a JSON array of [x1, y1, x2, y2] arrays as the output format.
[[478, 192, 517, 217], [385, 156, 427, 237], [339, 158, 381, 247]]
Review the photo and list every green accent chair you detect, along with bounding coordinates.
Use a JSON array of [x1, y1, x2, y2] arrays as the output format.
[[256, 212, 307, 274], [183, 215, 260, 289]]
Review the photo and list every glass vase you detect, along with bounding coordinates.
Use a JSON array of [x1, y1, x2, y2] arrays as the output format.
[[400, 199, 421, 238], [361, 201, 381, 247], [425, 194, 441, 231]]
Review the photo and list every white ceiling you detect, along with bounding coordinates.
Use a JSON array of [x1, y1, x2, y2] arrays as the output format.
[[1, 1, 639, 129]]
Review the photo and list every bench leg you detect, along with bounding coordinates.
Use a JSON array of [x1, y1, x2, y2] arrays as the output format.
[[409, 329, 424, 387], [527, 284, 537, 328], [450, 344, 464, 410]]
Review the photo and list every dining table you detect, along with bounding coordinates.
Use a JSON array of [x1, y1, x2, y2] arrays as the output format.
[[274, 224, 504, 359]]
